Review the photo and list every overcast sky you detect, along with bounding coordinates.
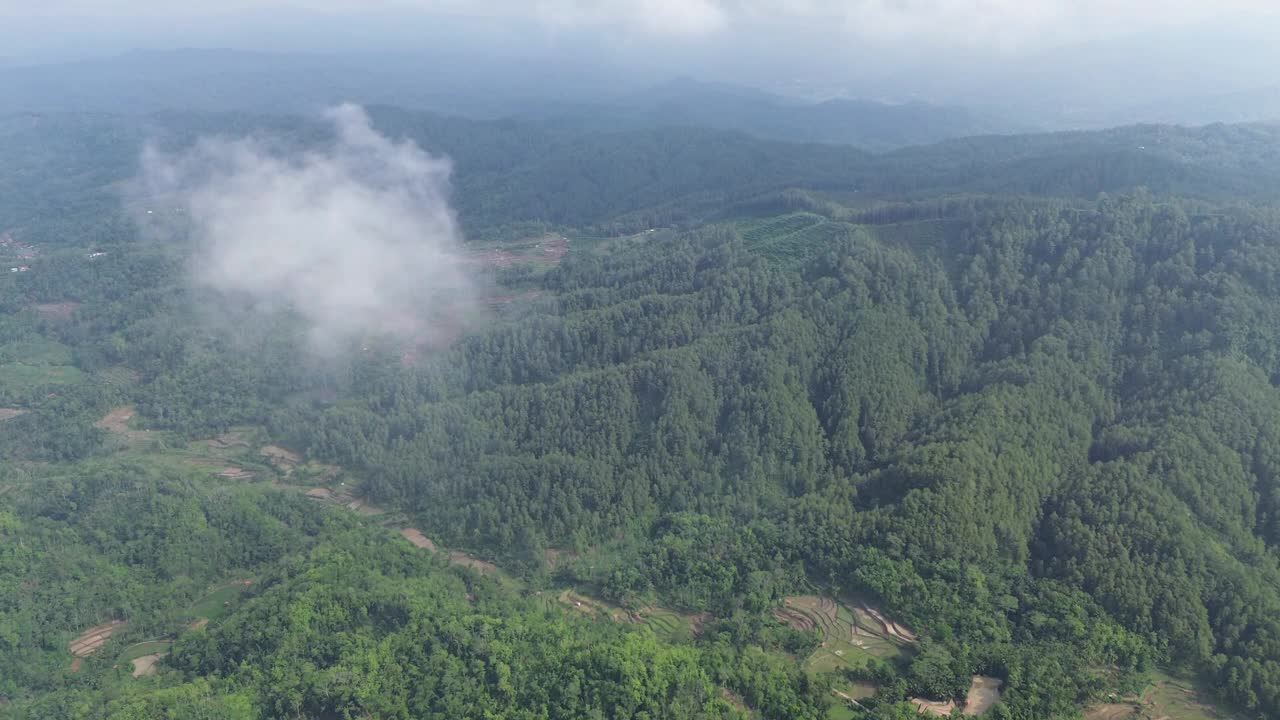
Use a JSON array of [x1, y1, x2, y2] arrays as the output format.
[[1, 1, 1278, 122]]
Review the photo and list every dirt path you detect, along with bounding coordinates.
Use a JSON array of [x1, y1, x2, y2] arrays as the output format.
[[69, 620, 125, 657], [130, 653, 166, 677], [832, 690, 868, 711]]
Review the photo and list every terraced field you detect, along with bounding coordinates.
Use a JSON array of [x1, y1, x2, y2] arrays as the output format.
[[1084, 671, 1245, 720], [772, 595, 917, 718], [774, 595, 910, 673]]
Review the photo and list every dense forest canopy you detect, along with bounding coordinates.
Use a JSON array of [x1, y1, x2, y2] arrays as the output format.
[[4, 104, 1280, 720]]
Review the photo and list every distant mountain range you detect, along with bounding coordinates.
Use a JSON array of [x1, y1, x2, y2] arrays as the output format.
[[0, 50, 1019, 151]]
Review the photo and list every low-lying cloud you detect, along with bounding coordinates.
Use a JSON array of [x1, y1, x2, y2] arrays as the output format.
[[137, 103, 471, 356]]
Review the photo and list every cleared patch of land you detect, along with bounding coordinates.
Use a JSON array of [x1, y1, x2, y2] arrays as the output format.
[[0, 408, 25, 422], [775, 595, 911, 676], [188, 581, 251, 623], [400, 528, 436, 551], [913, 697, 958, 717], [33, 302, 81, 321], [1085, 705, 1138, 720], [259, 444, 301, 473], [1085, 671, 1244, 720], [964, 675, 1003, 716], [130, 653, 166, 678], [95, 405, 155, 445], [69, 620, 125, 657]]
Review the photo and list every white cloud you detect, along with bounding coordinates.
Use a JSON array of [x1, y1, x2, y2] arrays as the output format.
[[135, 104, 473, 356]]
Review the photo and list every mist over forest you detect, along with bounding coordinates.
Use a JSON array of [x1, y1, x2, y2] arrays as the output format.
[[3, 3, 1280, 720]]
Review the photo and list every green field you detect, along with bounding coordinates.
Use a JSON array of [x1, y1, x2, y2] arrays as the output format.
[[735, 212, 866, 267], [0, 362, 84, 389], [118, 640, 173, 663], [189, 583, 250, 622]]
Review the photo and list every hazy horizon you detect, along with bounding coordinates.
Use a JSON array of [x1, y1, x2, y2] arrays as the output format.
[[2, 1, 1279, 129]]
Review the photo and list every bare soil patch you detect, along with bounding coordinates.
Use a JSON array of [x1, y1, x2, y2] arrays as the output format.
[[34, 302, 80, 321], [187, 618, 209, 632], [69, 620, 125, 657], [259, 445, 301, 472], [449, 550, 499, 574], [217, 467, 254, 481], [95, 406, 154, 444], [772, 606, 816, 632], [94, 406, 136, 432], [1084, 704, 1139, 720], [0, 408, 25, 422], [306, 488, 333, 500], [130, 653, 166, 678], [964, 676, 1003, 716], [913, 698, 958, 717], [400, 528, 436, 551], [68, 657, 83, 673]]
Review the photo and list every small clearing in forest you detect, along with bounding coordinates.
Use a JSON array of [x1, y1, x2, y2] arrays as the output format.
[[449, 550, 499, 574], [0, 408, 25, 422], [259, 445, 301, 473], [95, 406, 155, 445], [1084, 705, 1138, 720], [400, 528, 436, 551], [34, 302, 81, 321], [131, 654, 166, 677], [69, 620, 125, 657], [913, 697, 958, 717], [964, 675, 1003, 715]]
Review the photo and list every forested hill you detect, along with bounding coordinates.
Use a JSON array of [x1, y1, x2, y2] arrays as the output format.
[[5, 109, 1280, 248], [6, 106, 1280, 719]]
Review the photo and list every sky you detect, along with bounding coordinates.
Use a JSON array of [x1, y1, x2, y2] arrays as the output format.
[[1, 1, 1278, 123]]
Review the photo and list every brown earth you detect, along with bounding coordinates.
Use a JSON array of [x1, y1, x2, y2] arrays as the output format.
[[68, 657, 83, 673], [130, 653, 166, 678], [862, 603, 918, 643], [449, 551, 499, 574], [34, 302, 80, 321], [913, 698, 958, 717], [771, 607, 815, 632], [400, 528, 436, 551], [1083, 704, 1138, 720], [964, 676, 1003, 716], [94, 406, 136, 432], [217, 467, 254, 481], [187, 618, 209, 632], [0, 408, 25, 422], [69, 620, 125, 657], [306, 488, 333, 500], [259, 445, 301, 471], [94, 406, 154, 444]]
